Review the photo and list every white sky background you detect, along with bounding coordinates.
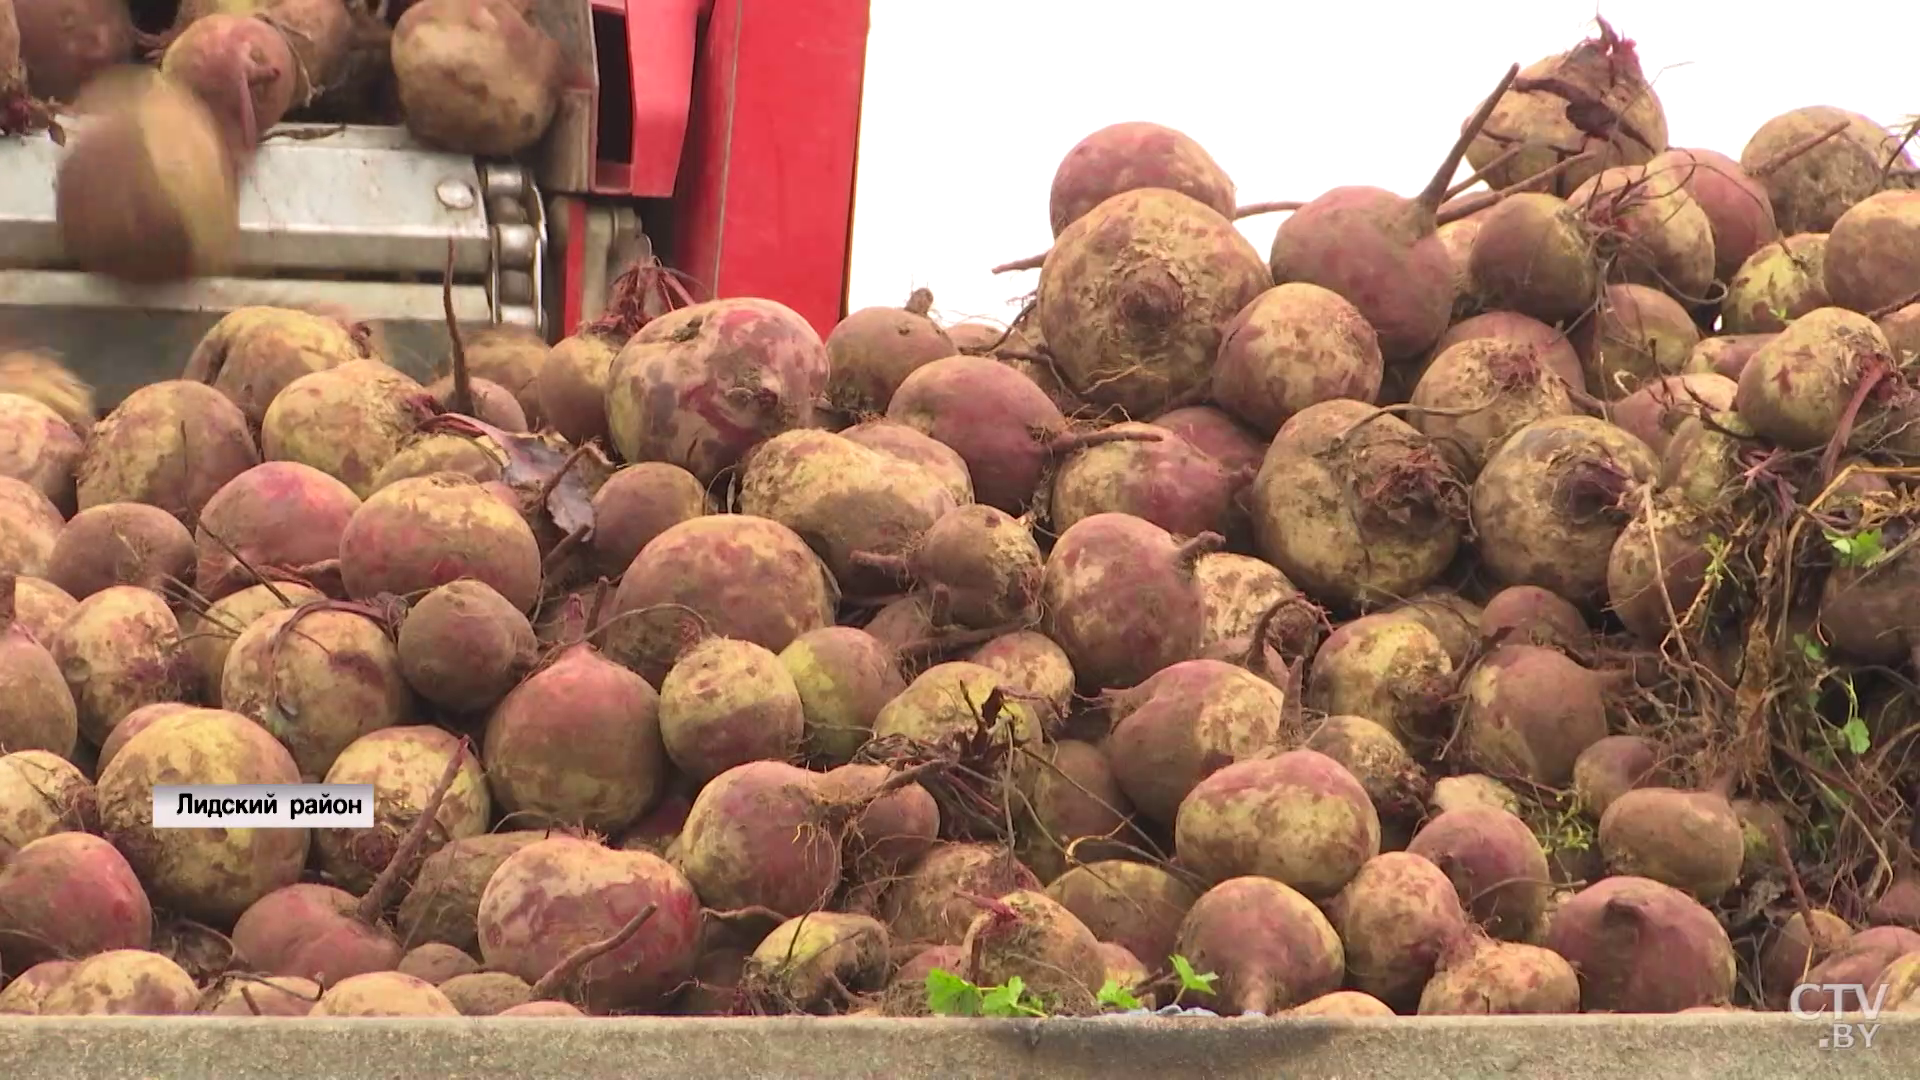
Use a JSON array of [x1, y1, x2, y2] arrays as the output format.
[[845, 0, 1916, 327]]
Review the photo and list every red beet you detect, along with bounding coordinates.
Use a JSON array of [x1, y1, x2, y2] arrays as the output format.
[[1606, 372, 1737, 456], [1479, 584, 1594, 657], [818, 763, 939, 881], [1458, 644, 1610, 785], [1464, 194, 1602, 328], [338, 472, 542, 612], [1038, 189, 1269, 417], [823, 289, 957, 416], [1103, 658, 1288, 825], [1174, 750, 1381, 898], [886, 355, 1089, 513], [1148, 406, 1267, 475], [1046, 121, 1236, 236], [604, 297, 829, 485], [671, 761, 840, 918], [1424, 311, 1585, 393], [477, 836, 705, 1013], [14, 0, 133, 101], [1269, 67, 1518, 361], [45, 503, 193, 600], [194, 462, 362, 601], [588, 462, 712, 577], [1048, 422, 1241, 540], [1209, 283, 1384, 436], [1543, 875, 1735, 1012], [230, 883, 402, 985], [484, 632, 666, 833], [1652, 148, 1779, 283], [0, 832, 150, 971], [604, 514, 839, 684], [1405, 807, 1551, 942], [1173, 876, 1344, 1014], [1039, 513, 1219, 691], [159, 14, 298, 156]]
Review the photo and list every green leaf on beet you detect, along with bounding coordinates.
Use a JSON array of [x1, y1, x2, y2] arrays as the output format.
[[1170, 954, 1218, 996], [1842, 716, 1872, 755], [980, 976, 1043, 1017], [1825, 527, 1885, 567], [925, 969, 981, 1016], [1097, 979, 1143, 1011]]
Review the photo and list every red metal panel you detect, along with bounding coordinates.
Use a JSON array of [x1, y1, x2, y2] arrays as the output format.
[[558, 197, 591, 333], [590, 0, 706, 196], [667, 0, 870, 337]]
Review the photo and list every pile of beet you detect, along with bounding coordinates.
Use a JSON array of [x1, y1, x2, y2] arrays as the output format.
[[6, 15, 1920, 1024], [17, 0, 566, 281]]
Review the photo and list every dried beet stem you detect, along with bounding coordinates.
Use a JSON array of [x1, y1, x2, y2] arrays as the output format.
[[1419, 64, 1523, 217], [353, 738, 469, 923], [528, 902, 659, 1001]]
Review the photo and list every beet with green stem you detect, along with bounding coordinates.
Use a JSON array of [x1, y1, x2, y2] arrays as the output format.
[[1172, 876, 1344, 1015]]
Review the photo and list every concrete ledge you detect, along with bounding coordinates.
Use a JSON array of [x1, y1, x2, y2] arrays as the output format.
[[0, 1014, 1914, 1079]]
